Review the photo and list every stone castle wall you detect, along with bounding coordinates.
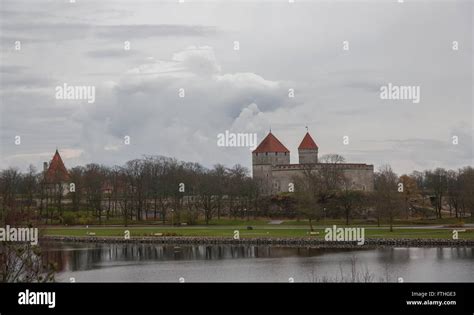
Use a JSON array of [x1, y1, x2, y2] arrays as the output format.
[[252, 152, 290, 166], [298, 148, 318, 164], [253, 162, 374, 195], [251, 134, 374, 195]]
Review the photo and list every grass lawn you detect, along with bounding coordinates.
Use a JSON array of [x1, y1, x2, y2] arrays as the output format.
[[72, 218, 470, 229], [54, 209, 473, 227], [41, 225, 474, 239], [109, 216, 473, 227]]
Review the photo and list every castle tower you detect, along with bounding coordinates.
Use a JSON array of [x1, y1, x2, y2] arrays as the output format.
[[252, 132, 290, 166], [298, 132, 318, 164], [44, 149, 70, 196], [252, 132, 290, 195], [45, 149, 70, 183]]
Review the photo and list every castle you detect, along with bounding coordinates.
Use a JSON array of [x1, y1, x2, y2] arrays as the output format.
[[252, 131, 374, 195]]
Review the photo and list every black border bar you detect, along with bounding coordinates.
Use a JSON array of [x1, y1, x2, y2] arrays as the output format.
[[0, 283, 473, 314]]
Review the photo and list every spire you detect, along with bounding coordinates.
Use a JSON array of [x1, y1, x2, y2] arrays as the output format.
[[252, 132, 290, 153], [45, 149, 70, 182], [298, 132, 318, 150]]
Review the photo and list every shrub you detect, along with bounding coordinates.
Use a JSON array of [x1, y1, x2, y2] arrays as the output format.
[[181, 210, 198, 225], [77, 214, 95, 225], [62, 212, 76, 225]]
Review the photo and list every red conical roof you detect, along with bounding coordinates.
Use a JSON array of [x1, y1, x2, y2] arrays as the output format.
[[252, 132, 289, 153], [45, 149, 70, 182], [298, 132, 318, 150]]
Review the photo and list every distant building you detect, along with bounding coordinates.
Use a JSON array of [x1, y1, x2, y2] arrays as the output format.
[[252, 131, 374, 195], [44, 149, 70, 196]]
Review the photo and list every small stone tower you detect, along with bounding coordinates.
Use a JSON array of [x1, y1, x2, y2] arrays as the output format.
[[252, 132, 290, 166], [298, 132, 318, 164], [44, 149, 70, 196], [252, 132, 290, 194]]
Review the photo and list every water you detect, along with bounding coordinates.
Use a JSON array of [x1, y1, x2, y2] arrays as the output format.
[[41, 242, 474, 282]]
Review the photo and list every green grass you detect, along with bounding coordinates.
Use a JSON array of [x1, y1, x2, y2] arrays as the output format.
[[280, 217, 473, 226], [55, 208, 473, 227], [194, 217, 472, 228], [41, 226, 474, 239], [56, 216, 471, 227]]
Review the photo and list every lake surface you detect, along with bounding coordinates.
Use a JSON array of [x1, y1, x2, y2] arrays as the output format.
[[41, 242, 474, 282]]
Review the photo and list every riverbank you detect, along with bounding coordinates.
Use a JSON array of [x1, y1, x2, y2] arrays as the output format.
[[42, 235, 474, 248], [41, 225, 474, 239]]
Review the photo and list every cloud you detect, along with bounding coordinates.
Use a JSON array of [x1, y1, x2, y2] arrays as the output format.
[[0, 65, 54, 89], [172, 46, 222, 76], [86, 49, 138, 59], [94, 24, 217, 40], [355, 134, 473, 173], [1, 23, 217, 43], [125, 46, 221, 78], [2, 149, 83, 169], [74, 46, 286, 167], [0, 65, 27, 74]]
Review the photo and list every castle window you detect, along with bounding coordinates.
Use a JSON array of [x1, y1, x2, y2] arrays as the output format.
[[275, 152, 277, 156], [265, 152, 268, 156]]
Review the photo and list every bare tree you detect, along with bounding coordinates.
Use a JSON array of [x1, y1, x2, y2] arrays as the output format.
[[337, 177, 367, 225], [83, 164, 106, 224], [425, 168, 448, 219], [212, 164, 227, 220], [69, 166, 84, 212], [398, 174, 420, 219], [0, 185, 55, 283], [0, 168, 22, 222], [374, 165, 402, 232], [458, 167, 474, 218], [294, 154, 346, 230]]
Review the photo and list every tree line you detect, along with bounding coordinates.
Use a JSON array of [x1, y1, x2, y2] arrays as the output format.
[[294, 155, 474, 231], [0, 154, 473, 227], [0, 156, 259, 226]]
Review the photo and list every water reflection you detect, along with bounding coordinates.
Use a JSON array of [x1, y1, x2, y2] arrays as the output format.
[[39, 242, 474, 282], [41, 242, 366, 271]]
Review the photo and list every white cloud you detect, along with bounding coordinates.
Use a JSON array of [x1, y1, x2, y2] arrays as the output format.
[[74, 46, 286, 168]]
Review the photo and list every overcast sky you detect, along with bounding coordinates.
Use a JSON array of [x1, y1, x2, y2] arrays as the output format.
[[0, 0, 472, 175]]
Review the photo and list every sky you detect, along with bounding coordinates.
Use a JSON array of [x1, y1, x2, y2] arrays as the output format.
[[0, 0, 472, 175]]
